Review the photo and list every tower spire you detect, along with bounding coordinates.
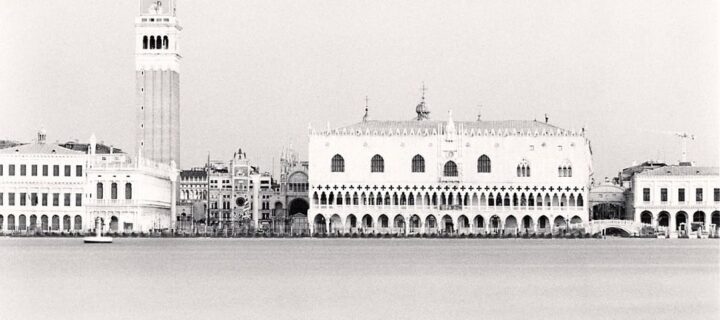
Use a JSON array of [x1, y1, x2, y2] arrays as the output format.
[[362, 96, 369, 122]]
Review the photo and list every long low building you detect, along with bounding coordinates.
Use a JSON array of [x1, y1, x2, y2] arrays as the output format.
[[632, 165, 720, 237], [307, 98, 593, 235], [0, 130, 177, 234]]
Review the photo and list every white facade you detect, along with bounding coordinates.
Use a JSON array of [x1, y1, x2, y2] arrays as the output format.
[[0, 136, 87, 232], [632, 166, 720, 236], [0, 133, 177, 234], [308, 109, 593, 235]]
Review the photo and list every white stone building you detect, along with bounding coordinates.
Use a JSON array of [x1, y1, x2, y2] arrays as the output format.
[[308, 98, 593, 235], [0, 132, 177, 233], [632, 165, 720, 237]]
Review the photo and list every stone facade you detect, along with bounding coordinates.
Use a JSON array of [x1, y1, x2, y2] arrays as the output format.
[[632, 165, 720, 237], [308, 103, 593, 235]]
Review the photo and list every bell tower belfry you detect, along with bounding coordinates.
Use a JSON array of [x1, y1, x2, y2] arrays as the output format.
[[135, 0, 181, 167]]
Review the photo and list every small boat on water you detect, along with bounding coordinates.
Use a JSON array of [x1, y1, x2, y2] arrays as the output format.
[[84, 217, 113, 244]]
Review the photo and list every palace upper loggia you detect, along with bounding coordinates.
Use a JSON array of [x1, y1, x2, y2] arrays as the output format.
[[307, 95, 593, 235]]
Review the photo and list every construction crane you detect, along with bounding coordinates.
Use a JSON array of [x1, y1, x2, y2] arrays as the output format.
[[675, 132, 695, 163]]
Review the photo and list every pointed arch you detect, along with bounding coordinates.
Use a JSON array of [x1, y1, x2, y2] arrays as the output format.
[[331, 154, 345, 172], [371, 154, 384, 172], [443, 161, 458, 177], [478, 155, 491, 173], [412, 154, 425, 173]]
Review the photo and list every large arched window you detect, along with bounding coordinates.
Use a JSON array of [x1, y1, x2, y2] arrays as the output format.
[[371, 155, 384, 173], [331, 154, 345, 172], [155, 36, 162, 50], [149, 36, 155, 49], [162, 36, 169, 49], [412, 155, 425, 173], [478, 155, 491, 173], [143, 36, 148, 49], [444, 161, 458, 177], [111, 183, 118, 199], [96, 183, 104, 200], [517, 159, 531, 177], [125, 183, 133, 200]]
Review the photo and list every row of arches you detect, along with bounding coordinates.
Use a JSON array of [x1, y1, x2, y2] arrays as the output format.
[[311, 213, 583, 234], [331, 154, 494, 174], [181, 189, 207, 200], [0, 214, 82, 231], [142, 35, 169, 50], [312, 190, 585, 209], [639, 210, 720, 231], [97, 182, 132, 200]]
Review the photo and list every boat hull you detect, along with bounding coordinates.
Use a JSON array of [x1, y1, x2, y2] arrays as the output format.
[[83, 237, 113, 244]]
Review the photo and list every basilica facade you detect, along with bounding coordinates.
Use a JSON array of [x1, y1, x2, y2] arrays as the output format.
[[308, 98, 593, 235]]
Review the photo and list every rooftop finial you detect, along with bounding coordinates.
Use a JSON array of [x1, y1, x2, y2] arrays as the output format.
[[544, 113, 549, 123], [362, 96, 369, 122], [415, 83, 430, 121], [476, 104, 482, 122], [37, 127, 47, 144]]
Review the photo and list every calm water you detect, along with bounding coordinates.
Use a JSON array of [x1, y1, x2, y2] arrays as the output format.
[[1, 238, 718, 320]]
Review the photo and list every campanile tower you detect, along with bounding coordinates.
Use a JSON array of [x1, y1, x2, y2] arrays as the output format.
[[135, 0, 181, 167]]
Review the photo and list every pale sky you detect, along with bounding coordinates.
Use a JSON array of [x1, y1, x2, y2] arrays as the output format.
[[1, 0, 718, 180]]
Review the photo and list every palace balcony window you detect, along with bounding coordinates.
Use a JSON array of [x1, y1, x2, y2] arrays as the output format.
[[53, 165, 59, 176], [371, 155, 384, 173], [111, 183, 118, 199], [412, 155, 425, 173], [331, 154, 345, 172], [31, 165, 37, 176], [52, 193, 59, 206], [661, 188, 668, 202], [9, 164, 15, 176], [20, 164, 26, 176], [443, 161, 458, 177], [76, 165, 83, 177], [643, 188, 650, 202], [517, 159, 531, 177], [477, 155, 491, 173], [678, 188, 685, 202], [42, 165, 48, 176], [696, 188, 703, 202], [64, 165, 71, 177], [64, 193, 71, 206], [715, 188, 720, 202], [76, 193, 82, 206]]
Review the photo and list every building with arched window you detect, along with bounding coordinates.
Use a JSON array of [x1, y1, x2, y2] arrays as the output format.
[[0, 130, 177, 234], [307, 96, 593, 235]]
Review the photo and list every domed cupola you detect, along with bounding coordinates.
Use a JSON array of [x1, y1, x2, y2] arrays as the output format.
[[415, 83, 431, 121]]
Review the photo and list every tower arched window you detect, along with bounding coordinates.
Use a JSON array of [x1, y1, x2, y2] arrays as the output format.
[[517, 159, 531, 177], [331, 154, 345, 172], [155, 36, 162, 50], [443, 161, 458, 177], [478, 155, 491, 173], [412, 155, 425, 173], [163, 36, 169, 49], [149, 36, 155, 49], [143, 36, 148, 49], [371, 155, 384, 173]]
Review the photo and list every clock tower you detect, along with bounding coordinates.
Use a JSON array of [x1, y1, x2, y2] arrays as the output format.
[[135, 0, 181, 167]]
